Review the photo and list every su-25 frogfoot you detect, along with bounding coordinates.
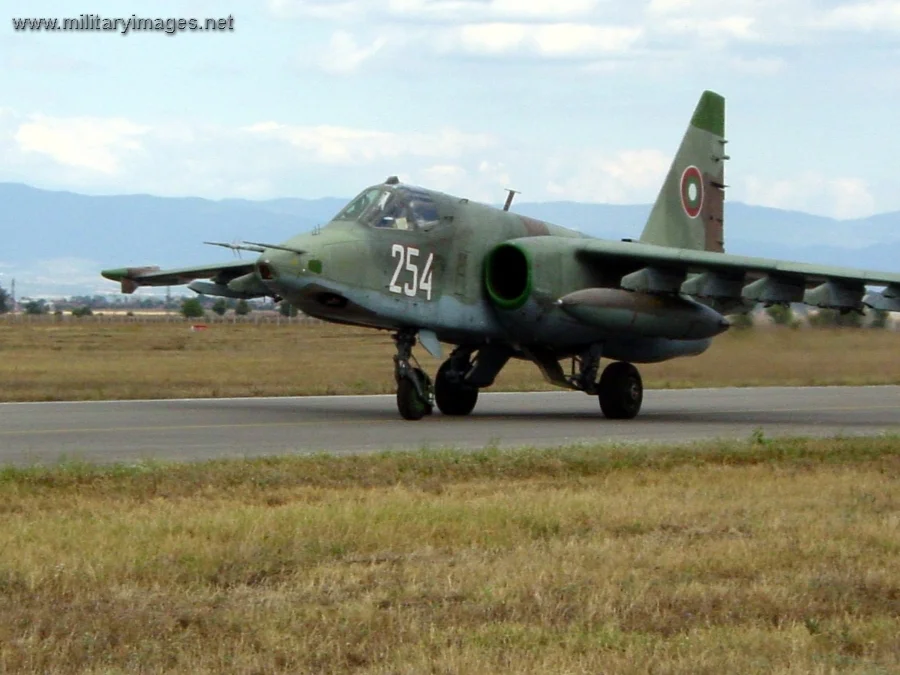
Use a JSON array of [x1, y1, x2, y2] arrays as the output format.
[[103, 91, 900, 421]]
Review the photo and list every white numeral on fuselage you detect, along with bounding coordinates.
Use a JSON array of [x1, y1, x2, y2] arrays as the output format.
[[389, 244, 434, 300]]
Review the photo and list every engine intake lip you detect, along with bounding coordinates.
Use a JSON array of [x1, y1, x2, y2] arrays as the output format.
[[256, 261, 276, 281], [484, 243, 531, 310]]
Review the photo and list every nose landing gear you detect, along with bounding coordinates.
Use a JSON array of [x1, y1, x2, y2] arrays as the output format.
[[393, 331, 434, 421]]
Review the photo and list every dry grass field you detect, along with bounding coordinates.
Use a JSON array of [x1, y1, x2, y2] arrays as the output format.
[[1, 319, 899, 402], [0, 436, 897, 673]]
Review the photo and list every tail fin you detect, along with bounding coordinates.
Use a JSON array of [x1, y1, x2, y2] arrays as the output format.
[[639, 90, 727, 252]]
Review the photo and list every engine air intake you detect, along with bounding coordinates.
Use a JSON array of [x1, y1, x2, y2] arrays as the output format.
[[485, 243, 531, 310]]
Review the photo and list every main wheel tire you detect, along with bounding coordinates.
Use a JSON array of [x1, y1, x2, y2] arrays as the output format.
[[397, 368, 433, 420], [598, 362, 643, 420], [434, 360, 479, 416]]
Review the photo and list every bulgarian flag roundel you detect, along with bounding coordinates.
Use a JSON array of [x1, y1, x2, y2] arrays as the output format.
[[680, 165, 704, 219]]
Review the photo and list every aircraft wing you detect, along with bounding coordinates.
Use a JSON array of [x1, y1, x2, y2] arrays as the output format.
[[572, 238, 900, 312], [101, 261, 267, 298]]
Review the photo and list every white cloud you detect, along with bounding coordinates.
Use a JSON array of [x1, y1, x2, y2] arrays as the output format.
[[453, 22, 643, 57], [278, 0, 900, 77], [643, 0, 817, 44], [818, 1, 900, 31], [243, 123, 495, 164], [268, 0, 362, 20], [319, 30, 387, 73], [0, 107, 675, 207], [0, 108, 497, 198], [477, 160, 512, 188], [14, 116, 150, 174], [7, 258, 110, 299], [645, 0, 694, 12], [830, 178, 878, 219], [419, 164, 470, 192], [742, 172, 877, 219], [545, 149, 670, 202], [270, 0, 602, 23], [275, 0, 900, 79], [726, 55, 785, 75], [0, 107, 885, 221], [280, 0, 846, 74], [408, 160, 515, 201], [653, 16, 758, 41]]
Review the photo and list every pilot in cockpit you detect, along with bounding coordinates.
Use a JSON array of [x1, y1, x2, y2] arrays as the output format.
[[408, 198, 439, 229], [379, 196, 412, 230]]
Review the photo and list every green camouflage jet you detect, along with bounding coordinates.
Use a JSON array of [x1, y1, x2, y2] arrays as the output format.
[[102, 91, 900, 421]]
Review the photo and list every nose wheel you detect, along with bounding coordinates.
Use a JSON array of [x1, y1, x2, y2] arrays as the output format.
[[393, 331, 433, 421], [597, 361, 643, 419]]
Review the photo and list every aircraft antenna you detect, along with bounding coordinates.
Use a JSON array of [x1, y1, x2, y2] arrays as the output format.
[[503, 189, 519, 211]]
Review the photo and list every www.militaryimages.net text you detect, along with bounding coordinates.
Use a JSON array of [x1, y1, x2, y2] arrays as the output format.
[[11, 14, 235, 35]]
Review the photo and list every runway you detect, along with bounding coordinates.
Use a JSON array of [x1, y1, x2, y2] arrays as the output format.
[[0, 387, 898, 466]]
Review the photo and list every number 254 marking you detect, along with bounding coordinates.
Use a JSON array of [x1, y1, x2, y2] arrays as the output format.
[[389, 244, 434, 300]]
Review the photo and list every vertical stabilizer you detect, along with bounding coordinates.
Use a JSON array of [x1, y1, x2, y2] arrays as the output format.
[[639, 90, 727, 252]]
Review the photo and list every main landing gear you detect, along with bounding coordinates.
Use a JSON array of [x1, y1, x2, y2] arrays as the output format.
[[391, 333, 643, 421], [597, 362, 643, 419], [393, 331, 434, 421], [568, 346, 644, 420], [434, 349, 479, 416]]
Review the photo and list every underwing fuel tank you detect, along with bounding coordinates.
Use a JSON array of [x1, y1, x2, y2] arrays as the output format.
[[187, 281, 261, 299], [187, 272, 269, 299], [557, 288, 730, 340]]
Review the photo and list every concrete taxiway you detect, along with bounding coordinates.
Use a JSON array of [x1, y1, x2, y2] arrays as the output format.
[[0, 386, 898, 466]]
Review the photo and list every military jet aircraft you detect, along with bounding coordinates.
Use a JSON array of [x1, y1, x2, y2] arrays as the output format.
[[102, 91, 900, 421]]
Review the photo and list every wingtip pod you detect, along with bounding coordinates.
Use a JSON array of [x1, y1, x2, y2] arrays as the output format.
[[100, 268, 128, 282], [690, 90, 725, 137], [100, 266, 161, 294]]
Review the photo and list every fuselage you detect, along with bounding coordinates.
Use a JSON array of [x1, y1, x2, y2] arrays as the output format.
[[254, 182, 717, 364]]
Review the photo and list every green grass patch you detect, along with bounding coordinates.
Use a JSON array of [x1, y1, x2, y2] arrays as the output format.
[[1, 436, 898, 673]]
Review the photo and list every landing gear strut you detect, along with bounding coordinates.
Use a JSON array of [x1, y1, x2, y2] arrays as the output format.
[[393, 331, 433, 421], [567, 346, 643, 419], [435, 348, 479, 416]]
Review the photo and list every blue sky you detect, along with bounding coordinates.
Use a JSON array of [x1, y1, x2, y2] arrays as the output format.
[[3, 0, 900, 218]]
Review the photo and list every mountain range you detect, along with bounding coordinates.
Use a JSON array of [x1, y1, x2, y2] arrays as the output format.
[[2, 182, 898, 298]]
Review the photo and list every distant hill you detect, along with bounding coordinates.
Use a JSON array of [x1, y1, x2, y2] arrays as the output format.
[[1, 182, 898, 297]]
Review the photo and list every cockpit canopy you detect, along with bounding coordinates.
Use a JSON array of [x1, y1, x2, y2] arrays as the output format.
[[331, 185, 441, 231]]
